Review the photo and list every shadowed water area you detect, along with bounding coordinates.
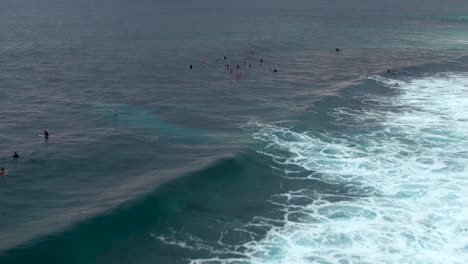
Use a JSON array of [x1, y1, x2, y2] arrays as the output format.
[[1, 0, 468, 263]]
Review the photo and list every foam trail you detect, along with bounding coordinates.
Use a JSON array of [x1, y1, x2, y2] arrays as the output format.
[[170, 73, 468, 263], [248, 74, 468, 264]]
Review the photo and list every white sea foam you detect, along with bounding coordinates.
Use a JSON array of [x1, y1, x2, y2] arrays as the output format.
[[169, 73, 468, 263]]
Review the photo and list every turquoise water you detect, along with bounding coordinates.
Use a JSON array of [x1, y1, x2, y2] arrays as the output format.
[[1, 0, 468, 263]]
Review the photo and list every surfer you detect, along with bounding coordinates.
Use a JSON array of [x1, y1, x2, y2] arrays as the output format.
[[112, 109, 119, 117], [0, 168, 7, 176], [395, 83, 399, 87], [190, 64, 193, 69], [236, 64, 240, 69], [260, 58, 263, 64], [274, 69, 278, 73], [387, 69, 391, 73], [336, 48, 340, 52], [13, 152, 19, 159], [44, 129, 49, 139], [224, 56, 227, 60]]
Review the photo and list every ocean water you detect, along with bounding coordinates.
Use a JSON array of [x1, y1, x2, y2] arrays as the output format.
[[0, 0, 468, 263]]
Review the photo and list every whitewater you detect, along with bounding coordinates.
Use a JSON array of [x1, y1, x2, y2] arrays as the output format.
[[184, 73, 468, 263]]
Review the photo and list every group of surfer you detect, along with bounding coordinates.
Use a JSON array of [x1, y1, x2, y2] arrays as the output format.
[[188, 47, 403, 89], [188, 48, 349, 77], [1, 129, 49, 176], [189, 49, 278, 78], [0, 143, 20, 175]]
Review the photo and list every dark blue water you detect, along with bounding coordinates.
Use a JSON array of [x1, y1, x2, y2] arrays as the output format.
[[1, 0, 468, 263]]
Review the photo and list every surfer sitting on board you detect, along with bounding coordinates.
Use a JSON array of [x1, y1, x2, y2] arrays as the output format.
[[13, 152, 19, 159], [0, 168, 8, 176], [44, 129, 49, 139]]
